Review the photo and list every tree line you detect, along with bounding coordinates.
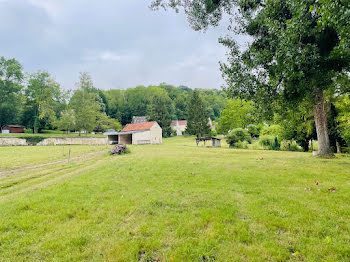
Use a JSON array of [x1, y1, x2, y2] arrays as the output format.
[[1, 55, 349, 151], [0, 56, 226, 136]]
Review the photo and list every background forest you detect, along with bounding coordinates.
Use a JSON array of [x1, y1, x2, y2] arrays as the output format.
[[1, 56, 349, 152]]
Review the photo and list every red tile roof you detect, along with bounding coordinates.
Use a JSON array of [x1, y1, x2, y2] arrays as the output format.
[[171, 120, 187, 126], [122, 121, 156, 132]]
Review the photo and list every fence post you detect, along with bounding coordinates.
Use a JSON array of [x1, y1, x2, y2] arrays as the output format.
[[68, 149, 71, 164]]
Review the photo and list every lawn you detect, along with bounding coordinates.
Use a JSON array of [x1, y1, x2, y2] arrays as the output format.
[[0, 145, 110, 171], [0, 136, 349, 261], [0, 130, 106, 138]]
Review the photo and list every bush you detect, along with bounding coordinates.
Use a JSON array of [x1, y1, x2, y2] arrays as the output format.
[[247, 124, 261, 138], [24, 128, 32, 134], [210, 129, 218, 137], [19, 136, 46, 145], [234, 140, 249, 149], [280, 140, 303, 152], [226, 128, 251, 147], [259, 135, 280, 150]]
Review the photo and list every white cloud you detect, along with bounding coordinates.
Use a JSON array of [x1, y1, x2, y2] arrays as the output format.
[[27, 0, 62, 18], [82, 50, 122, 62]]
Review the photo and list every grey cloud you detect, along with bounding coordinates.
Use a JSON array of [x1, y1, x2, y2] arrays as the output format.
[[0, 0, 236, 90]]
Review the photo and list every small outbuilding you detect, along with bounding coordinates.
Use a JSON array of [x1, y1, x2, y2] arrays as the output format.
[[105, 121, 162, 145], [1, 125, 25, 134]]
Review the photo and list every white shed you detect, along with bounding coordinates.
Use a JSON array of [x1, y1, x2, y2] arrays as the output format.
[[105, 121, 162, 145]]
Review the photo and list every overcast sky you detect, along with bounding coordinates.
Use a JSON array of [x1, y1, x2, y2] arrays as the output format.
[[0, 0, 248, 90]]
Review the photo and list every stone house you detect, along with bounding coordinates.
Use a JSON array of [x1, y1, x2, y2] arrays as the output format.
[[105, 121, 162, 145], [171, 120, 187, 136]]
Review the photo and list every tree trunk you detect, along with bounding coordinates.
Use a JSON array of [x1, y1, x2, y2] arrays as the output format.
[[314, 89, 332, 156]]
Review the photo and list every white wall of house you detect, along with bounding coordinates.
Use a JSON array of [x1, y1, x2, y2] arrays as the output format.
[[132, 130, 151, 144], [150, 122, 162, 144], [130, 123, 162, 145]]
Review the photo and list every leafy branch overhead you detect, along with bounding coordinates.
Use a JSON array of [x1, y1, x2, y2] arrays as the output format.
[[151, 0, 350, 156]]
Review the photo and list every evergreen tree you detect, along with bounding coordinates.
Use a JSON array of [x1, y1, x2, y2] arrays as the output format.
[[186, 90, 210, 136], [149, 94, 172, 137]]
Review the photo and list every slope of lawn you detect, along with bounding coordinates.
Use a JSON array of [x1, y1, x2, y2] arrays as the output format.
[[0, 136, 349, 261]]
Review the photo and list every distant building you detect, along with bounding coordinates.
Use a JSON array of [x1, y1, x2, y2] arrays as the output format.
[[132, 116, 147, 123], [105, 121, 162, 145], [1, 125, 25, 134], [171, 120, 187, 136], [208, 118, 216, 130]]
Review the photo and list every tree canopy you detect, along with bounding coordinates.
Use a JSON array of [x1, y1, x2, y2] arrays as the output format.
[[151, 0, 350, 156], [186, 90, 210, 136], [0, 57, 24, 127]]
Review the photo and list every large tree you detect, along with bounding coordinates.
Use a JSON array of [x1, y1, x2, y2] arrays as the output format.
[[24, 71, 64, 133], [69, 72, 102, 135], [0, 57, 24, 127], [151, 0, 350, 156], [186, 90, 210, 136], [148, 94, 172, 137], [217, 99, 256, 134], [55, 109, 76, 134]]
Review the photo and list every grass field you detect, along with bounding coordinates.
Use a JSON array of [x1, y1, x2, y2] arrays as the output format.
[[0, 130, 106, 138], [0, 137, 349, 261]]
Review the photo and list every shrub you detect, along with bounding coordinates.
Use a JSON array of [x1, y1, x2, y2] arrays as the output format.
[[280, 140, 303, 152], [234, 140, 249, 149], [226, 128, 251, 147], [19, 136, 46, 145], [210, 129, 218, 137], [24, 128, 32, 134], [259, 135, 280, 150], [247, 124, 261, 138]]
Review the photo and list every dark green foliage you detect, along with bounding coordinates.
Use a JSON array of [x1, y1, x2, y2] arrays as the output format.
[[280, 140, 303, 152], [0, 57, 24, 127], [152, 0, 350, 155], [247, 124, 261, 138], [19, 136, 46, 145], [24, 71, 66, 133], [149, 94, 172, 137], [186, 90, 210, 136], [104, 84, 226, 126], [259, 136, 280, 151], [226, 128, 251, 147], [327, 103, 347, 151]]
